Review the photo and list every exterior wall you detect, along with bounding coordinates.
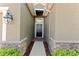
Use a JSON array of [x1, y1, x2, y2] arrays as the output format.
[[45, 4, 55, 52], [0, 3, 20, 41], [45, 14, 50, 40], [55, 3, 79, 49], [0, 4, 21, 50], [0, 3, 34, 55], [48, 5, 55, 52], [20, 4, 34, 54], [55, 3, 79, 42], [45, 3, 79, 53]]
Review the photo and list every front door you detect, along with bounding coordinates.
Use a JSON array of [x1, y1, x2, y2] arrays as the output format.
[[36, 24, 42, 37], [35, 17, 44, 38]]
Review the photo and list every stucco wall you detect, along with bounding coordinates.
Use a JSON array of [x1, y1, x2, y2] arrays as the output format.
[[55, 3, 79, 42], [20, 4, 34, 54], [45, 4, 55, 52], [46, 3, 79, 51], [0, 4, 34, 54], [0, 3, 20, 41], [44, 14, 49, 40], [48, 5, 55, 52], [20, 4, 34, 40]]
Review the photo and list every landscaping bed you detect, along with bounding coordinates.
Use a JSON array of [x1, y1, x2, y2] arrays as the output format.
[[53, 49, 79, 56], [0, 48, 21, 56]]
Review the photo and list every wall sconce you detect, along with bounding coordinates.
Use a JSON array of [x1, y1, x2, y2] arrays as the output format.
[[3, 10, 13, 24]]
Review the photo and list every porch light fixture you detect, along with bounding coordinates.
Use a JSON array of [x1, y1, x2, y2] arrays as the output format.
[[4, 10, 13, 24]]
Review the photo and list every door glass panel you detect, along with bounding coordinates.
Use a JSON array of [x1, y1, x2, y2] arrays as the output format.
[[36, 24, 42, 37]]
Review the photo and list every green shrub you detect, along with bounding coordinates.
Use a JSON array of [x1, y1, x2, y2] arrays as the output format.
[[53, 49, 79, 56], [0, 48, 21, 56]]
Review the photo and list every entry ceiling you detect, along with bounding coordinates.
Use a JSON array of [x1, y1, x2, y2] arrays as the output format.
[[26, 3, 54, 17]]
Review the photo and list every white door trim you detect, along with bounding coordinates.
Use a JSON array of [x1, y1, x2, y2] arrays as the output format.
[[42, 20, 44, 38], [35, 23, 36, 38], [35, 18, 44, 38]]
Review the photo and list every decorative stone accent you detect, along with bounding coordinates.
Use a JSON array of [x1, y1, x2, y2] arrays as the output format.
[[56, 42, 79, 49], [1, 42, 20, 50], [20, 40, 27, 55], [0, 37, 30, 55]]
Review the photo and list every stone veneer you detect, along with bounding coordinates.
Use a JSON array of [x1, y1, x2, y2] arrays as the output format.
[[1, 42, 20, 49], [55, 42, 79, 49], [0, 40, 27, 55], [0, 38, 31, 55], [20, 40, 27, 55]]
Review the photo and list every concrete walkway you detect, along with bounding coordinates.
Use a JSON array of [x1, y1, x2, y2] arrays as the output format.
[[30, 41, 46, 56]]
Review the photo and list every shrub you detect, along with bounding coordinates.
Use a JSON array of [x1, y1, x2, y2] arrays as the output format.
[[53, 49, 79, 56], [0, 48, 21, 56]]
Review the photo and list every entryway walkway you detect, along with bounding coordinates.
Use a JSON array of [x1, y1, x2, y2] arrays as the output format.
[[30, 41, 46, 56], [24, 39, 51, 56]]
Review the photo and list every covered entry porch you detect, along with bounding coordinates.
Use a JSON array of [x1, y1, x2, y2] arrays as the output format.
[[0, 3, 79, 56], [0, 3, 54, 56]]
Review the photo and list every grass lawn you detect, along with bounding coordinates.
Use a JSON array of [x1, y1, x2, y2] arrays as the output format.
[[52, 49, 79, 56]]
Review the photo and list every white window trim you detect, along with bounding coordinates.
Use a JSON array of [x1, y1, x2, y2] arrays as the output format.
[[0, 7, 9, 41]]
